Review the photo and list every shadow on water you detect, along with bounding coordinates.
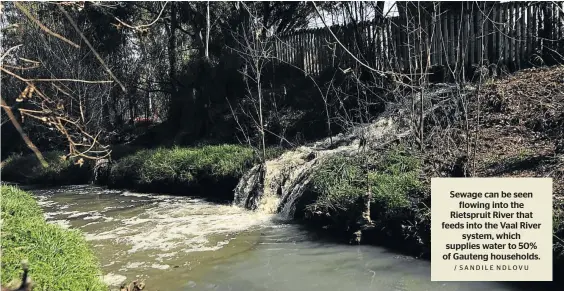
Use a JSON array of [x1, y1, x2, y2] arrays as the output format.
[[282, 222, 562, 291]]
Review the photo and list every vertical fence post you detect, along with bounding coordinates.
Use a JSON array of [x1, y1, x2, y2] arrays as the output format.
[[449, 7, 455, 68], [462, 5, 468, 77], [488, 3, 496, 66], [516, 2, 523, 70], [441, 6, 447, 67], [527, 3, 533, 67], [523, 3, 527, 67], [510, 2, 515, 71]]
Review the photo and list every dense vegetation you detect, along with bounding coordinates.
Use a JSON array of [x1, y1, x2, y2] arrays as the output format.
[[0, 186, 106, 291], [296, 147, 430, 255], [1, 1, 351, 160], [107, 144, 257, 199]]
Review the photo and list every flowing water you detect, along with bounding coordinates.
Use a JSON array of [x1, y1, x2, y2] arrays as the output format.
[[28, 185, 549, 291]]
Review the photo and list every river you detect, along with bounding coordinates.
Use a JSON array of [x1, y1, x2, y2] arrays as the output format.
[[27, 185, 553, 291]]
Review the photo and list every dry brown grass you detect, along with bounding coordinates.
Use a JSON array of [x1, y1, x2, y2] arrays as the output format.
[[473, 65, 564, 195]]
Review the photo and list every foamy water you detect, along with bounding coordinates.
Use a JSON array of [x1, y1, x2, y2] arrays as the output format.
[[86, 199, 273, 254], [32, 185, 274, 287]]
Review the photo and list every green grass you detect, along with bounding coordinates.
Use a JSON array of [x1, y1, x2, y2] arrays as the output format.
[[2, 144, 284, 197], [0, 185, 106, 291], [306, 146, 423, 226], [108, 144, 257, 193], [1, 152, 92, 185], [303, 145, 564, 265], [297, 147, 427, 255]]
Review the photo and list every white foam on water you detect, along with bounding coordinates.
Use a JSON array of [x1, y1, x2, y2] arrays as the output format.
[[44, 210, 81, 219], [150, 263, 170, 270], [36, 198, 57, 208], [86, 198, 274, 255], [36, 187, 276, 286], [83, 214, 104, 220], [68, 210, 103, 218], [48, 219, 72, 228], [103, 206, 120, 211], [120, 261, 146, 271], [121, 191, 156, 198], [155, 252, 178, 262], [101, 273, 127, 286]]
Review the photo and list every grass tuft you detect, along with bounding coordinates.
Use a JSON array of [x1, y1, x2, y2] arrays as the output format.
[[0, 185, 106, 291]]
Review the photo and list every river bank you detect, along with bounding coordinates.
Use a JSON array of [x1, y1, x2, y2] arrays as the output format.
[[1, 142, 431, 254], [2, 141, 563, 273], [0, 185, 107, 290]]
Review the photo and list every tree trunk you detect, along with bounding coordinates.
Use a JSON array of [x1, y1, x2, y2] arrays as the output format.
[[256, 61, 266, 162], [167, 2, 180, 128], [205, 1, 210, 60]]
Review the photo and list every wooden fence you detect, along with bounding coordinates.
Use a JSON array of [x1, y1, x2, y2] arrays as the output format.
[[272, 1, 564, 81]]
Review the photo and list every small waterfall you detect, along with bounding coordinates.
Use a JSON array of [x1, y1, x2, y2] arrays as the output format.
[[233, 84, 472, 219], [234, 146, 317, 217], [277, 162, 315, 219], [233, 165, 262, 209], [234, 117, 404, 220]]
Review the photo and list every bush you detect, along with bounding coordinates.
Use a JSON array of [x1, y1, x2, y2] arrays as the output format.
[[304, 146, 424, 229], [0, 185, 106, 291], [108, 144, 257, 198], [306, 155, 366, 227], [1, 152, 93, 185]]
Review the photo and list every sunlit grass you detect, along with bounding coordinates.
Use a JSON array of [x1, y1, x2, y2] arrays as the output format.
[[0, 185, 106, 291], [108, 144, 258, 189], [307, 146, 423, 220]]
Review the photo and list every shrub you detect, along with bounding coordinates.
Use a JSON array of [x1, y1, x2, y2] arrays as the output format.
[[0, 185, 106, 291], [304, 146, 424, 230]]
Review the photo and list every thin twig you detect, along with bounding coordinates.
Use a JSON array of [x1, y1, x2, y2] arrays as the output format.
[[27, 78, 113, 84], [1, 67, 51, 102], [1, 45, 22, 62], [14, 2, 80, 48], [57, 5, 126, 92], [115, 2, 169, 30]]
